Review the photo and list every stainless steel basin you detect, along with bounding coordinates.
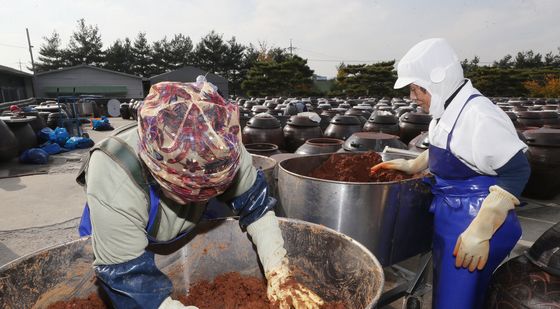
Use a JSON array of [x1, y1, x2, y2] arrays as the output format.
[[278, 153, 433, 267], [0, 218, 384, 308]]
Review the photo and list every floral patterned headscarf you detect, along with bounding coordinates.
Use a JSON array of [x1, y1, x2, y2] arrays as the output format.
[[138, 81, 241, 202]]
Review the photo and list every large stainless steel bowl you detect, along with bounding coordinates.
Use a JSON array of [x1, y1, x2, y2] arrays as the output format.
[[278, 153, 433, 267], [0, 218, 384, 308]]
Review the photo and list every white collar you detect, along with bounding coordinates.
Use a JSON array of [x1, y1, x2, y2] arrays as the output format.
[[435, 79, 481, 132]]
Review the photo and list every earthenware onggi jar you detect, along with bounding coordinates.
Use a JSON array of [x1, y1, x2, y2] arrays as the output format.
[[398, 112, 432, 145], [242, 113, 285, 149], [283, 115, 322, 152], [323, 115, 362, 141]]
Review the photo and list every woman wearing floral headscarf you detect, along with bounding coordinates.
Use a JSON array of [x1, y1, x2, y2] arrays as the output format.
[[76, 77, 323, 309]]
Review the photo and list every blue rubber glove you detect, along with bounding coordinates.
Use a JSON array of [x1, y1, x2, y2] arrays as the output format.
[[229, 169, 276, 228], [95, 251, 173, 309]]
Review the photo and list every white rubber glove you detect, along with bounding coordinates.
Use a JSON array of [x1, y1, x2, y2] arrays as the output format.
[[158, 297, 198, 309], [453, 185, 519, 272], [370, 150, 428, 175], [247, 211, 324, 308]]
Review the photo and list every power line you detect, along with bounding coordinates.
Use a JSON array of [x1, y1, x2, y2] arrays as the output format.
[[0, 42, 27, 49]]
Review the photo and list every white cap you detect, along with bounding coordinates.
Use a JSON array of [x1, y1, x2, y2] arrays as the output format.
[[394, 38, 464, 118]]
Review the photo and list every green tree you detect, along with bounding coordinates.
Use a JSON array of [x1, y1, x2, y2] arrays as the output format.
[[167, 34, 193, 69], [104, 38, 134, 74], [331, 61, 398, 97], [544, 50, 560, 67], [224, 36, 246, 96], [131, 32, 153, 77], [514, 50, 543, 68], [194, 30, 228, 74], [242, 54, 314, 97], [35, 31, 66, 72], [66, 19, 104, 66], [151, 37, 172, 74], [494, 54, 514, 69]]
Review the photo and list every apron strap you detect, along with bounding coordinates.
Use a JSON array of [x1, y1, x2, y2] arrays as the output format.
[[446, 94, 481, 149]]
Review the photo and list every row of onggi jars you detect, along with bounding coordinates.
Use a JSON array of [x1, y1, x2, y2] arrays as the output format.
[[237, 97, 433, 156]]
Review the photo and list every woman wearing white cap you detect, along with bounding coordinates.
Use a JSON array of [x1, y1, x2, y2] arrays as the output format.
[[371, 38, 530, 308]]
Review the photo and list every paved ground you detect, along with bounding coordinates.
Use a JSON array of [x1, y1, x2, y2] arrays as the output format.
[[0, 117, 558, 308]]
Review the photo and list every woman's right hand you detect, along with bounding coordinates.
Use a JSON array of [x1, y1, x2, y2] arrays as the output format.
[[370, 150, 429, 175]]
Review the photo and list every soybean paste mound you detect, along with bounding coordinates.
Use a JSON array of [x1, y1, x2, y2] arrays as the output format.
[[308, 152, 414, 182]]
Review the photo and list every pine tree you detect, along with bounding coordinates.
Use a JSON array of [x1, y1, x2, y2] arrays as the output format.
[[35, 31, 66, 72], [104, 38, 134, 74], [131, 32, 153, 77], [224, 36, 246, 95], [167, 34, 193, 70], [241, 53, 314, 97], [194, 30, 228, 74], [66, 19, 104, 66], [151, 37, 171, 75]]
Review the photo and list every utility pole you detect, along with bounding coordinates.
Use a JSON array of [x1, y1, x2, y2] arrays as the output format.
[[289, 39, 293, 56], [17, 60, 23, 71], [26, 28, 37, 98], [26, 28, 35, 73]]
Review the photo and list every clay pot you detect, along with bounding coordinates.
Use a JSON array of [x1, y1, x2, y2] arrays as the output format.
[[17, 112, 46, 132], [283, 115, 322, 152], [398, 112, 432, 145], [516, 111, 544, 128], [323, 115, 362, 140], [408, 131, 430, 153], [344, 108, 370, 126], [540, 111, 560, 127], [339, 132, 407, 153], [120, 103, 131, 120], [363, 112, 400, 136], [244, 143, 282, 157], [295, 138, 344, 155], [521, 128, 560, 199], [251, 105, 269, 115], [2, 117, 38, 153], [0, 119, 18, 162], [242, 113, 285, 149], [486, 222, 560, 308], [395, 106, 415, 117]]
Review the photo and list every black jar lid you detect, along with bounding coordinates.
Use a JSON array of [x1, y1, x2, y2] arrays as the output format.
[[540, 111, 559, 119], [342, 132, 406, 152], [412, 131, 430, 149], [368, 112, 398, 124], [287, 115, 319, 127], [522, 128, 560, 147], [526, 222, 560, 276], [516, 111, 541, 119], [400, 112, 432, 124], [504, 111, 517, 121], [246, 113, 281, 129], [329, 115, 361, 125]]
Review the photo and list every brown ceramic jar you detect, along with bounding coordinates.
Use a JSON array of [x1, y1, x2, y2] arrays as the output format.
[[339, 132, 407, 153], [398, 112, 432, 145], [283, 115, 323, 152], [295, 138, 344, 155], [0, 119, 18, 161], [521, 128, 560, 199], [323, 115, 362, 140], [242, 113, 285, 149], [363, 112, 400, 136], [244, 143, 282, 157]]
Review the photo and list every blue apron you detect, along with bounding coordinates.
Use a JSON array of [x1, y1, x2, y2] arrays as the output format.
[[428, 94, 522, 309], [78, 184, 196, 244]]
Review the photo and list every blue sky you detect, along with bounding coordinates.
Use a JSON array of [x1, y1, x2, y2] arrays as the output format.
[[1, 0, 559, 78]]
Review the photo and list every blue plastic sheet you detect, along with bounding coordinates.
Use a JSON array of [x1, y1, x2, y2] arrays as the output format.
[[19, 148, 49, 164]]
